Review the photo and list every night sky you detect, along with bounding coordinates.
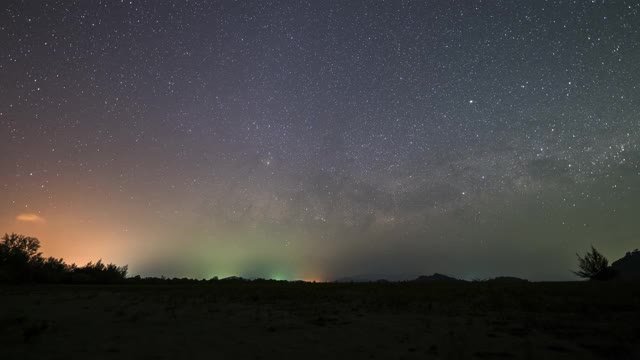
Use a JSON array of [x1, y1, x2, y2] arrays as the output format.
[[1, 1, 639, 281]]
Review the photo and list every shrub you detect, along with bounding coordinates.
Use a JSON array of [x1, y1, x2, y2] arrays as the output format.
[[574, 246, 614, 280]]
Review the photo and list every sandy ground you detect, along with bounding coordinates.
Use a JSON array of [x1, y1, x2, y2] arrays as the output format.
[[1, 281, 639, 359]]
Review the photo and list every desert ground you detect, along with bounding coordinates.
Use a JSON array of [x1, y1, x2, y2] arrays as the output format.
[[1, 281, 639, 359]]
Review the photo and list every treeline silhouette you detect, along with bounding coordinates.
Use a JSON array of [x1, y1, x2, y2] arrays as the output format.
[[0, 233, 127, 284], [0, 233, 278, 285]]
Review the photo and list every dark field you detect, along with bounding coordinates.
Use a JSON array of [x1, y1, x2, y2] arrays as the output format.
[[1, 282, 639, 359]]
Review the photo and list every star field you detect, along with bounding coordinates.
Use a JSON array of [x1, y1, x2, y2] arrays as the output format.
[[1, 0, 639, 280]]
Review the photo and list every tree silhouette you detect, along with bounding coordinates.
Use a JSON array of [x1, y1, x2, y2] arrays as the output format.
[[0, 233, 41, 261], [74, 260, 128, 283], [0, 233, 43, 282], [574, 246, 612, 280], [0, 233, 128, 283]]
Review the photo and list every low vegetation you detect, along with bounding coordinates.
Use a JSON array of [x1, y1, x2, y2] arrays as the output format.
[[574, 246, 612, 280]]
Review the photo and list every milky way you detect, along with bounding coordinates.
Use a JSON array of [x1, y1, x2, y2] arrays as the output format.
[[1, 1, 639, 280]]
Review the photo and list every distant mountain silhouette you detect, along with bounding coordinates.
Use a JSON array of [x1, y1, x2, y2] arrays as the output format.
[[610, 249, 640, 280], [413, 273, 462, 282]]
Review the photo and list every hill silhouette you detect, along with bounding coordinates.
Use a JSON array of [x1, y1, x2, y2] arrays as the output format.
[[611, 249, 640, 280], [413, 273, 462, 282]]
